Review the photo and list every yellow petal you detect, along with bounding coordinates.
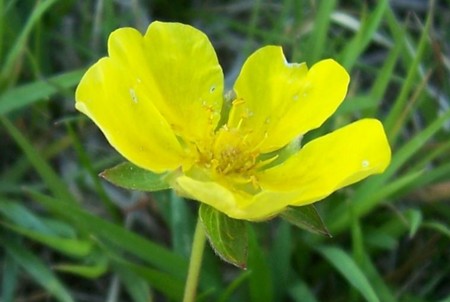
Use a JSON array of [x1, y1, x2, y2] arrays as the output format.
[[142, 21, 224, 147], [241, 191, 308, 221], [76, 56, 186, 172], [173, 175, 248, 218], [257, 119, 391, 205], [230, 46, 349, 152], [174, 175, 306, 221], [76, 21, 224, 172]]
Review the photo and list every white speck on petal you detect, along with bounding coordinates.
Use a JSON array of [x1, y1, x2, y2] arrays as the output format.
[[137, 78, 142, 84], [129, 88, 138, 103], [362, 160, 370, 168], [293, 94, 299, 101]]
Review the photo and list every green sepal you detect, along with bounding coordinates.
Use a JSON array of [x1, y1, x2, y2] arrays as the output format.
[[199, 204, 248, 269], [258, 135, 302, 170], [100, 162, 170, 192], [280, 205, 331, 237]]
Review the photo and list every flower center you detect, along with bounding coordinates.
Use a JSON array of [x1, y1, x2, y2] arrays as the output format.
[[214, 144, 258, 175], [195, 125, 260, 180]]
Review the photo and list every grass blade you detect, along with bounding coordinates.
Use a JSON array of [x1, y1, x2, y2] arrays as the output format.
[[288, 281, 318, 302], [339, 0, 389, 70], [112, 263, 152, 302], [0, 237, 74, 302], [317, 246, 380, 302], [28, 189, 188, 278], [1, 253, 20, 302], [0, 69, 84, 115], [2, 222, 93, 257], [384, 5, 433, 142], [248, 225, 273, 302], [306, 0, 337, 64], [0, 199, 57, 235], [0, 0, 60, 86], [0, 116, 76, 203], [170, 191, 194, 258]]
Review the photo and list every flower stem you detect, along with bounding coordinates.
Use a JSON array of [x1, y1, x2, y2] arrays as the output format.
[[183, 217, 206, 302]]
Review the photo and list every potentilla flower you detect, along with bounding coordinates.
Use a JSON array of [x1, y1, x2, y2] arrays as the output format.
[[75, 21, 391, 221]]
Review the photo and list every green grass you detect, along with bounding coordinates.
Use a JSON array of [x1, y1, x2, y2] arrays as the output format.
[[1, 0, 449, 301]]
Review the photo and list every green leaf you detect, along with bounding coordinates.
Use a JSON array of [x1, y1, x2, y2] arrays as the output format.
[[317, 246, 380, 302], [280, 205, 331, 237], [100, 162, 170, 192], [199, 204, 248, 269]]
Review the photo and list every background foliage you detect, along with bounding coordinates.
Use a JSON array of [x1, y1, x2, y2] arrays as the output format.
[[1, 0, 449, 301]]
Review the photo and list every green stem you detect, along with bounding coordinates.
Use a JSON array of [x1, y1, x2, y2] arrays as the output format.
[[183, 217, 206, 302]]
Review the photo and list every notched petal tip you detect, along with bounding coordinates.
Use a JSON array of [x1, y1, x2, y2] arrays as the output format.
[[145, 20, 196, 35], [309, 58, 350, 98], [251, 45, 283, 57], [231, 46, 352, 152], [107, 27, 144, 58], [142, 20, 224, 141], [314, 58, 350, 80]]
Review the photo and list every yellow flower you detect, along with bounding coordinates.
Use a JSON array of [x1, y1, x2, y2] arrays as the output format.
[[75, 21, 391, 221]]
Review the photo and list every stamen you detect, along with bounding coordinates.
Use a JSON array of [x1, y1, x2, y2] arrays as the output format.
[[232, 98, 245, 106]]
